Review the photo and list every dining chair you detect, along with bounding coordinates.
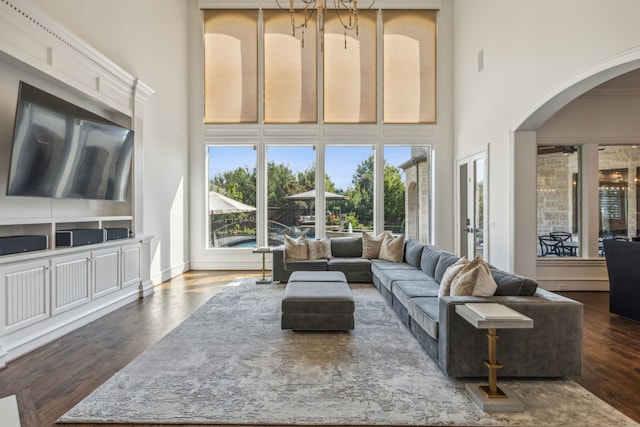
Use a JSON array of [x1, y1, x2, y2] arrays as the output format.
[[539, 235, 562, 256], [549, 232, 573, 256]]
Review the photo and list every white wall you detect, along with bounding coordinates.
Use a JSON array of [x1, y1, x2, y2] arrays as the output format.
[[453, 0, 640, 275], [32, 0, 192, 283]]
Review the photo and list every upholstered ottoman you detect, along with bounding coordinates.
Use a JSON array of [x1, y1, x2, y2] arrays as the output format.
[[281, 271, 354, 330]]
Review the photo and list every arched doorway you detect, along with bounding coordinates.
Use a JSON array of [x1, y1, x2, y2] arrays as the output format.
[[512, 55, 640, 288]]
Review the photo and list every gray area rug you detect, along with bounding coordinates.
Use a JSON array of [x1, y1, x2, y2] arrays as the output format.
[[59, 279, 638, 426]]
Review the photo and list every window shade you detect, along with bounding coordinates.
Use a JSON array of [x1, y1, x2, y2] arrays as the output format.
[[203, 10, 258, 123], [383, 10, 437, 124], [264, 10, 317, 123], [323, 10, 377, 124]]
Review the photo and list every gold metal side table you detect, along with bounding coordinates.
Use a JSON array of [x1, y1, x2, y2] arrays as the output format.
[[455, 303, 534, 412], [252, 247, 273, 285]]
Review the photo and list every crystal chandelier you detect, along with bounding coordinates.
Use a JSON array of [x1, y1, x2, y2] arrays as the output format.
[[275, 0, 375, 49]]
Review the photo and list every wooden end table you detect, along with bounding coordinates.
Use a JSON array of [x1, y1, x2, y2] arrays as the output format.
[[455, 303, 534, 412]]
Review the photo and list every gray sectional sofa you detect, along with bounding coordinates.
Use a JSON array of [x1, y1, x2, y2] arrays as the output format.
[[272, 237, 583, 378]]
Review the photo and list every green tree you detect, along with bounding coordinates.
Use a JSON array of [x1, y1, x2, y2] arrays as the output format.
[[267, 162, 301, 208], [343, 155, 406, 228], [212, 162, 341, 212], [384, 164, 406, 221], [211, 167, 256, 206]]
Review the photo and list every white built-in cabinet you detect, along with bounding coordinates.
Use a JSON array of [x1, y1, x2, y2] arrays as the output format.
[[0, 0, 154, 367], [0, 237, 151, 367]]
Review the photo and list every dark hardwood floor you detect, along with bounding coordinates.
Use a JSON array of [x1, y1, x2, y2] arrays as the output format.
[[0, 273, 638, 426]]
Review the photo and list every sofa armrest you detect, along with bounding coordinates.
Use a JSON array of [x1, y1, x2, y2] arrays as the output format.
[[272, 245, 288, 282], [438, 289, 583, 377]]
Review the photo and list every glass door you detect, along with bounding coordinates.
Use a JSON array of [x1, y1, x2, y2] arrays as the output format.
[[457, 152, 488, 260]]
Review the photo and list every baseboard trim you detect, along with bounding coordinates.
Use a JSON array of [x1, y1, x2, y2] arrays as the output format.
[[151, 262, 190, 285]]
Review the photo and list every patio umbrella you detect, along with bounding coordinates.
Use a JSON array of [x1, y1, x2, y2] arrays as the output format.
[[209, 191, 256, 214], [285, 189, 349, 201]]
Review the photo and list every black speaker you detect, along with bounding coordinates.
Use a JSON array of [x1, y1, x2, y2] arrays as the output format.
[[56, 229, 105, 247], [105, 227, 130, 241], [0, 235, 48, 255]]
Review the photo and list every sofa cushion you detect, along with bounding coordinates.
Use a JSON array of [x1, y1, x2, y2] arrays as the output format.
[[393, 280, 440, 308], [491, 269, 539, 296], [331, 237, 363, 258], [328, 257, 372, 272], [420, 246, 442, 278], [361, 231, 388, 259], [376, 269, 432, 293], [407, 297, 440, 340], [284, 235, 308, 261], [307, 238, 332, 259], [370, 260, 419, 272], [450, 255, 497, 296], [404, 239, 425, 268], [434, 252, 460, 283], [284, 259, 328, 272], [438, 256, 468, 297], [379, 233, 405, 263]]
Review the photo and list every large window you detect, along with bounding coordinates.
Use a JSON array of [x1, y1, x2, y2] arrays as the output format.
[[203, 9, 436, 124], [537, 144, 640, 258], [267, 145, 316, 243], [536, 146, 580, 256], [207, 146, 257, 248], [202, 8, 438, 251], [325, 146, 375, 234], [206, 143, 432, 248], [598, 145, 640, 239]]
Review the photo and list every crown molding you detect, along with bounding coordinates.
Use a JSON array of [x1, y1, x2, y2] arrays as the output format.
[[0, 0, 153, 115]]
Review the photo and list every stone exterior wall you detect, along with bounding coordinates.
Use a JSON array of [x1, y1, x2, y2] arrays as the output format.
[[537, 151, 578, 236], [402, 147, 431, 242]]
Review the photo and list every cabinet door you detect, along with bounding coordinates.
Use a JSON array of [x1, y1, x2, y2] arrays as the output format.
[[50, 254, 91, 316], [92, 247, 120, 298], [0, 260, 50, 334], [121, 244, 141, 288]]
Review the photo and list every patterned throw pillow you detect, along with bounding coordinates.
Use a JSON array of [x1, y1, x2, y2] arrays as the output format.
[[284, 235, 308, 262], [361, 231, 389, 259], [438, 256, 468, 297], [378, 233, 405, 263], [450, 255, 497, 297], [307, 238, 332, 260]]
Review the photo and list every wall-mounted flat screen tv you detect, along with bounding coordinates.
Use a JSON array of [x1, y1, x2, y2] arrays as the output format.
[[6, 82, 133, 201]]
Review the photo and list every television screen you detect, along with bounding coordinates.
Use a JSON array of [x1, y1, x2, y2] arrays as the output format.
[[6, 82, 133, 201]]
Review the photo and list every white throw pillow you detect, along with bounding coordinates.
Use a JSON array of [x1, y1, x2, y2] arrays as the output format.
[[362, 231, 389, 259], [450, 255, 497, 297], [284, 235, 308, 262], [438, 256, 468, 297], [307, 238, 332, 260], [378, 233, 405, 263]]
